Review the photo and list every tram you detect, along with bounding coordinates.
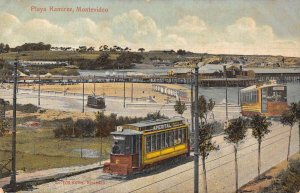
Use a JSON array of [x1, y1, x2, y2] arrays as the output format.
[[87, 95, 106, 109], [103, 117, 190, 176], [240, 81, 288, 117]]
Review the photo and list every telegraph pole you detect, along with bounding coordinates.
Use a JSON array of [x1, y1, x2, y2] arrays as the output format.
[[191, 70, 194, 133], [123, 66, 125, 108], [131, 82, 133, 103], [100, 128, 103, 166], [93, 75, 96, 94], [237, 84, 240, 106], [10, 61, 18, 191], [194, 66, 199, 193], [82, 78, 85, 113], [223, 65, 228, 120], [38, 66, 40, 106]]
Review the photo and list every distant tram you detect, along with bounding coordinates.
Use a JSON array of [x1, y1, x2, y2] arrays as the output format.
[[240, 82, 288, 117], [87, 95, 106, 109], [103, 117, 190, 176]]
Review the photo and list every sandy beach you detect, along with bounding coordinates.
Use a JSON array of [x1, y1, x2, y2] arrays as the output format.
[[17, 83, 190, 103]]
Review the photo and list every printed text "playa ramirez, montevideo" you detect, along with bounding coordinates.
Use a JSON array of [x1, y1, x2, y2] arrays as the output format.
[[31, 6, 108, 13]]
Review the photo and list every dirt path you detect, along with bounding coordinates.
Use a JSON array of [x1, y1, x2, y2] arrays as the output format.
[[239, 153, 300, 193]]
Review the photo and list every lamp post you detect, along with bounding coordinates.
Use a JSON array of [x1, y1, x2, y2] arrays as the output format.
[[10, 60, 18, 191]]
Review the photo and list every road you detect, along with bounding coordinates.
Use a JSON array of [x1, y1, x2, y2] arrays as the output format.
[[21, 121, 299, 193], [0, 88, 240, 120]]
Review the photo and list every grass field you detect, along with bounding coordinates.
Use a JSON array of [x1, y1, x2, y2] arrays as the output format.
[[0, 51, 97, 61], [0, 127, 112, 174], [0, 50, 195, 63]]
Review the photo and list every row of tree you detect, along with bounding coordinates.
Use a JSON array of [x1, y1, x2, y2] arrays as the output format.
[[13, 42, 51, 52], [174, 96, 300, 193], [53, 111, 166, 138], [200, 101, 299, 193], [85, 52, 144, 70]]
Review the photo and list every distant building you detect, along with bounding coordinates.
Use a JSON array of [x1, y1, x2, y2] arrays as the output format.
[[18, 60, 69, 67]]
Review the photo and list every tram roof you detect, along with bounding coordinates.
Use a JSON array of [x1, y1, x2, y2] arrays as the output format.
[[241, 83, 285, 92], [111, 129, 143, 135], [127, 117, 184, 128]]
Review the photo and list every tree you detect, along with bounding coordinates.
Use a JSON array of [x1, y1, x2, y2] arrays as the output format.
[[224, 117, 248, 193], [199, 122, 219, 193], [87, 46, 95, 52], [103, 45, 109, 51], [208, 98, 216, 120], [177, 49, 186, 55], [0, 43, 4, 53], [280, 107, 297, 161], [78, 46, 87, 52], [115, 52, 144, 68], [174, 98, 187, 117], [74, 118, 96, 137], [92, 52, 113, 70], [0, 119, 9, 137], [194, 96, 216, 123], [195, 95, 211, 123], [290, 102, 300, 153], [250, 114, 272, 176], [4, 44, 10, 53], [95, 112, 118, 137], [138, 48, 145, 53]]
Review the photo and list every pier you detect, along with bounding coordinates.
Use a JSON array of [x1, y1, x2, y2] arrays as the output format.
[[11, 70, 300, 87]]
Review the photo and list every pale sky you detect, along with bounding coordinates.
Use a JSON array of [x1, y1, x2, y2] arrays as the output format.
[[0, 0, 299, 56]]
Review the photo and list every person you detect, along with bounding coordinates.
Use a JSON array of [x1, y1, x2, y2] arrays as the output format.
[[112, 141, 120, 154]]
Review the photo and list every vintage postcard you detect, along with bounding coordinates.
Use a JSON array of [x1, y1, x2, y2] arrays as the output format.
[[0, 0, 300, 193]]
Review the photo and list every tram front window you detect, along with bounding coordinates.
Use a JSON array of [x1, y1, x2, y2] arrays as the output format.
[[112, 135, 126, 154], [266, 87, 287, 102], [112, 135, 137, 155]]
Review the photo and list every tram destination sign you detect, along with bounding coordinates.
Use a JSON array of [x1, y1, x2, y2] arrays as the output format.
[[273, 86, 285, 91]]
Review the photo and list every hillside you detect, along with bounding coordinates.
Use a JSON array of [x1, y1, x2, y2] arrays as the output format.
[[1, 51, 299, 69]]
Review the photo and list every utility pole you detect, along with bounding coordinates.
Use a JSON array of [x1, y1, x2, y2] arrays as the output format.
[[223, 65, 228, 120], [82, 78, 85, 113], [80, 135, 83, 158], [38, 66, 40, 106], [131, 82, 133, 103], [237, 84, 240, 106], [10, 60, 18, 191], [123, 66, 126, 108], [194, 66, 199, 193], [191, 70, 194, 133], [100, 126, 103, 166], [93, 75, 96, 94]]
